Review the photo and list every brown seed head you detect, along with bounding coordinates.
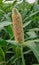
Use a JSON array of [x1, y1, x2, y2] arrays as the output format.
[[12, 8, 24, 44]]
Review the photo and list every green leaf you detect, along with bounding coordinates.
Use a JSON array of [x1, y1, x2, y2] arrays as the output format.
[[23, 20, 32, 28], [33, 64, 39, 65], [33, 4, 39, 11], [0, 39, 8, 53], [0, 21, 12, 30], [0, 9, 5, 14], [7, 56, 16, 65], [6, 25, 13, 39], [0, 0, 2, 3], [23, 11, 39, 22], [29, 28, 39, 31], [0, 39, 8, 47], [27, 31, 37, 38], [0, 47, 6, 65], [4, 14, 11, 21], [24, 39, 39, 62], [6, 40, 17, 46]]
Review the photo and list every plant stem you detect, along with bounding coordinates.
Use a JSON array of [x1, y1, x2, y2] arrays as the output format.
[[21, 46, 26, 65]]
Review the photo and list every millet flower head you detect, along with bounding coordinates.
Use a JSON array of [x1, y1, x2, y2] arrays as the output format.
[[12, 8, 24, 44]]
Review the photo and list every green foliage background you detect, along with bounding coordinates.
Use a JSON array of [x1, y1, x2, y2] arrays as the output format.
[[0, 0, 39, 65]]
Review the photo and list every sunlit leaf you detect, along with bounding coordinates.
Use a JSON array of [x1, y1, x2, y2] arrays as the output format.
[[27, 31, 37, 38], [23, 20, 32, 28], [24, 39, 39, 62], [0, 21, 12, 30]]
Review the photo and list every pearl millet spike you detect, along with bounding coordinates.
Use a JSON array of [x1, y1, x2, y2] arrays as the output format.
[[12, 8, 24, 44]]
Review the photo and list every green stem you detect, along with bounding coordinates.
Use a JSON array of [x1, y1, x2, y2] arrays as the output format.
[[21, 46, 26, 65]]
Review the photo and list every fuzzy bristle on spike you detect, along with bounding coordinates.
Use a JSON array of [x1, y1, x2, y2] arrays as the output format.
[[12, 8, 24, 43]]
